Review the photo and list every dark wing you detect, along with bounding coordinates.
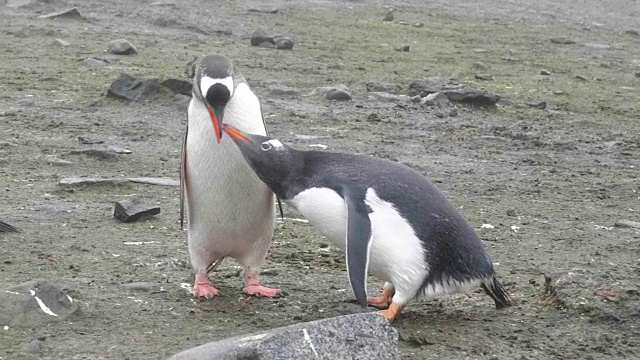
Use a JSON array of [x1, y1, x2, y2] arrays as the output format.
[[342, 186, 373, 307], [179, 124, 188, 230], [0, 220, 19, 233]]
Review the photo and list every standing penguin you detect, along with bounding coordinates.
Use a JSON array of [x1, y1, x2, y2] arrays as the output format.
[[222, 126, 511, 321], [180, 55, 281, 299]]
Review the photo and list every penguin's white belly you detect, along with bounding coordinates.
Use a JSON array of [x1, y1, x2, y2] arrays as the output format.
[[185, 98, 274, 262], [288, 187, 428, 289]]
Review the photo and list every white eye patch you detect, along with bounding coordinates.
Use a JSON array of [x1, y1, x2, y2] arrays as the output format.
[[260, 139, 284, 151], [200, 76, 234, 98]]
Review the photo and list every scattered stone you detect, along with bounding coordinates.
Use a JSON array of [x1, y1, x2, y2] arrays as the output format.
[[383, 9, 394, 22], [248, 7, 279, 14], [268, 84, 299, 97], [161, 77, 193, 96], [614, 220, 640, 229], [82, 57, 108, 68], [540, 70, 551, 76], [25, 339, 44, 354], [636, 72, 640, 78], [420, 92, 450, 108], [552, 90, 567, 95], [114, 198, 161, 222], [474, 74, 494, 81], [368, 92, 409, 103], [108, 39, 138, 55], [506, 209, 517, 217], [527, 101, 547, 109], [17, 98, 36, 107], [0, 220, 19, 233], [69, 148, 119, 159], [410, 95, 421, 103], [251, 28, 275, 47], [150, 1, 177, 6], [395, 45, 410, 52], [127, 177, 179, 186], [168, 313, 399, 360], [52, 39, 70, 47], [38, 8, 84, 20], [575, 74, 588, 81], [550, 37, 576, 45], [0, 141, 18, 147], [0, 279, 79, 328], [625, 29, 639, 37], [122, 282, 157, 292], [59, 177, 179, 187], [45, 155, 73, 166], [448, 107, 458, 117], [274, 36, 294, 50], [365, 82, 401, 94], [409, 77, 500, 106], [77, 136, 104, 145], [367, 113, 381, 122], [582, 43, 612, 50], [108, 145, 132, 154], [107, 74, 161, 102], [326, 88, 352, 101]]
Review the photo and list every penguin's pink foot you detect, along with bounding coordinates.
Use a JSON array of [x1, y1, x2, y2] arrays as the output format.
[[192, 271, 220, 299], [367, 287, 395, 309], [242, 268, 282, 298]]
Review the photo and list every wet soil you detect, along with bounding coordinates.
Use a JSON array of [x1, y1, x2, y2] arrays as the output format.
[[1, 0, 639, 359]]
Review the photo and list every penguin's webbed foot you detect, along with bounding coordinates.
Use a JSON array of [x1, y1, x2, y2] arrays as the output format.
[[192, 271, 220, 299], [378, 303, 403, 322], [243, 268, 283, 298], [367, 287, 395, 309]]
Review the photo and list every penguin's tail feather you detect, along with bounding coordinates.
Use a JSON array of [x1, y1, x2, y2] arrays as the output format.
[[481, 276, 512, 309]]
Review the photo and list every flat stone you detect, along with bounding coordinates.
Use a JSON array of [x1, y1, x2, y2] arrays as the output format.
[[326, 88, 352, 101], [269, 84, 299, 97], [59, 177, 128, 187], [409, 77, 500, 106], [420, 92, 450, 108], [161, 77, 193, 96], [108, 39, 138, 55], [0, 220, 19, 233], [527, 101, 547, 109], [474, 73, 494, 81], [614, 220, 640, 229], [82, 57, 108, 68], [52, 39, 70, 47], [168, 313, 399, 360], [550, 37, 576, 44], [107, 73, 160, 102], [77, 136, 104, 144], [38, 8, 84, 20], [251, 28, 274, 46], [625, 29, 640, 37], [0, 279, 79, 328], [150, 1, 177, 6], [108, 145, 132, 154], [0, 141, 18, 147], [367, 92, 410, 103], [395, 45, 410, 52], [122, 282, 157, 292], [114, 198, 161, 222], [365, 82, 401, 94], [273, 35, 294, 50], [540, 69, 551, 75], [247, 7, 279, 14], [582, 43, 613, 50], [127, 177, 179, 186], [69, 148, 119, 159], [45, 155, 73, 166], [25, 339, 44, 354]]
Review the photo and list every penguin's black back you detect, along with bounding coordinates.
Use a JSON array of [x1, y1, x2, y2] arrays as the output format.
[[288, 150, 495, 287]]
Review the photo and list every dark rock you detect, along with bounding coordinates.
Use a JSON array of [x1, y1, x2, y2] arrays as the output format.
[[474, 74, 494, 81], [636, 72, 640, 78], [0, 279, 79, 327], [367, 113, 381, 122], [0, 220, 19, 233], [550, 37, 576, 45], [506, 209, 517, 217], [45, 155, 73, 166], [625, 29, 640, 37], [25, 339, 44, 354], [383, 9, 394, 22], [108, 39, 138, 55], [107, 74, 161, 102], [540, 70, 551, 75], [420, 92, 450, 108], [38, 8, 84, 20], [251, 28, 275, 47], [248, 7, 279, 14], [161, 77, 193, 96], [269, 84, 299, 97], [614, 220, 640, 229], [326, 88, 352, 101], [395, 45, 410, 52], [52, 39, 70, 47], [527, 101, 547, 109], [82, 57, 108, 68], [274, 36, 294, 50], [365, 82, 401, 94], [114, 198, 161, 222], [77, 136, 104, 144], [168, 313, 399, 360], [408, 77, 500, 106], [448, 107, 458, 117]]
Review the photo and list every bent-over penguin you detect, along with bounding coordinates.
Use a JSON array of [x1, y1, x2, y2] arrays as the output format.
[[180, 55, 281, 299], [222, 125, 511, 321]]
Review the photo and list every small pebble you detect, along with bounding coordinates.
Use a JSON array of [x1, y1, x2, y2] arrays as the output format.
[[108, 39, 138, 55], [540, 70, 551, 76], [326, 88, 352, 101]]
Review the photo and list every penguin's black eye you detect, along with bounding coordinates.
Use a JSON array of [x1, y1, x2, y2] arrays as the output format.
[[261, 142, 272, 151]]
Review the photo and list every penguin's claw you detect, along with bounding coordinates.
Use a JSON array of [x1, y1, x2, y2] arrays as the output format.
[[192, 271, 220, 299], [378, 303, 403, 322], [367, 288, 395, 309], [242, 285, 282, 298]]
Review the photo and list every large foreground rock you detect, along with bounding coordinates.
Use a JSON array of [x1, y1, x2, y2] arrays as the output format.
[[409, 77, 500, 106], [168, 313, 399, 360], [0, 279, 78, 328]]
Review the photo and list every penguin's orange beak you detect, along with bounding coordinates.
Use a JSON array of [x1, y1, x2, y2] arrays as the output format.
[[222, 124, 252, 143], [206, 106, 223, 143]]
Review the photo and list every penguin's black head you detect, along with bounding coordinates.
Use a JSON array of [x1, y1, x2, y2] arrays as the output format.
[[195, 54, 236, 143], [223, 125, 294, 198]]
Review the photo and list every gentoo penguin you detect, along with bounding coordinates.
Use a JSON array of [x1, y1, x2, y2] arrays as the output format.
[[180, 55, 281, 299], [222, 125, 511, 321], [0, 220, 19, 233]]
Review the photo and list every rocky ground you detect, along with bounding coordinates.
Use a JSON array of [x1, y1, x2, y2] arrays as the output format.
[[1, 0, 639, 359]]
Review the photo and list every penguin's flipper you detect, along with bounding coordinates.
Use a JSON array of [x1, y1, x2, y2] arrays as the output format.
[[179, 124, 188, 230], [343, 187, 373, 308]]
